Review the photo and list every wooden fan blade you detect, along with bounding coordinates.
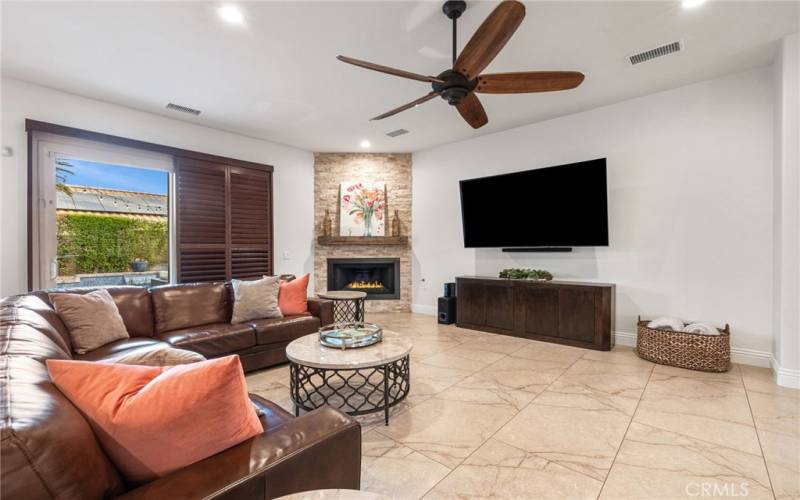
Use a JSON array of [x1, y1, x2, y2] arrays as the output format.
[[456, 93, 488, 129], [476, 71, 585, 94], [453, 0, 525, 80], [338, 55, 444, 84], [371, 91, 440, 121]]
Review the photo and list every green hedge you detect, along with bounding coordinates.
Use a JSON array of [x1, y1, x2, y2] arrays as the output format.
[[57, 213, 168, 275]]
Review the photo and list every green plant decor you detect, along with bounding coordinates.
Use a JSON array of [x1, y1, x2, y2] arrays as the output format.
[[57, 213, 168, 276], [498, 268, 554, 281]]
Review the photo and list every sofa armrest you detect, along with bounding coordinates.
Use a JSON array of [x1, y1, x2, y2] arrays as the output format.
[[117, 407, 361, 500], [307, 298, 334, 327]]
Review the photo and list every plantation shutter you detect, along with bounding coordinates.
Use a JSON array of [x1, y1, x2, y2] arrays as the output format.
[[230, 166, 272, 279], [175, 157, 273, 283]]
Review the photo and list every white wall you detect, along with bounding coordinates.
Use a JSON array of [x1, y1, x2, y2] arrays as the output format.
[[0, 77, 315, 297], [412, 67, 776, 363], [772, 33, 800, 386]]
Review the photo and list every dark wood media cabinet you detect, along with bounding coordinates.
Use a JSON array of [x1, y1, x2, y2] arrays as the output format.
[[456, 276, 615, 351]]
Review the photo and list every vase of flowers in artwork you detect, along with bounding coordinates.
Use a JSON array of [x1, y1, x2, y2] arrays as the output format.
[[339, 181, 386, 237]]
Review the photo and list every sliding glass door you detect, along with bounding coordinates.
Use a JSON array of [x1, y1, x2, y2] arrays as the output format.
[[33, 137, 174, 289]]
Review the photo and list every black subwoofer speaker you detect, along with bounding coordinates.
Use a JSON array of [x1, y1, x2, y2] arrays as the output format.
[[438, 296, 457, 324]]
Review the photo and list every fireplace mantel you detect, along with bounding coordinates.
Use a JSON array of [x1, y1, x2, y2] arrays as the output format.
[[317, 236, 408, 246]]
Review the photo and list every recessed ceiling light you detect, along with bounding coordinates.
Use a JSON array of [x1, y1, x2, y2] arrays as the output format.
[[218, 5, 244, 24], [682, 0, 706, 8], [360, 140, 371, 149]]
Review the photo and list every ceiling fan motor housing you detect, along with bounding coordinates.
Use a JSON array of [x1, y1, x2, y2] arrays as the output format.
[[433, 69, 477, 105], [442, 1, 467, 19]]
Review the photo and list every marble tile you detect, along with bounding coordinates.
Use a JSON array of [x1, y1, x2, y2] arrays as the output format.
[[361, 430, 451, 499], [601, 422, 773, 499], [376, 385, 519, 469], [635, 367, 762, 454], [246, 364, 291, 391], [455, 355, 571, 410], [405, 338, 463, 360], [489, 388, 635, 481], [426, 462, 602, 499], [544, 358, 653, 415], [456, 334, 530, 355], [437, 344, 508, 365], [407, 359, 474, 405], [747, 391, 800, 499], [424, 438, 604, 498], [580, 346, 655, 368], [510, 340, 586, 364], [414, 350, 493, 373], [741, 364, 800, 398]]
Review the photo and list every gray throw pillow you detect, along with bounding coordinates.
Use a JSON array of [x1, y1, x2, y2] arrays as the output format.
[[231, 275, 283, 323], [50, 289, 130, 354], [105, 345, 207, 366]]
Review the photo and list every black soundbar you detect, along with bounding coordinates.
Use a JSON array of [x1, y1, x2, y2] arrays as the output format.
[[501, 247, 573, 253]]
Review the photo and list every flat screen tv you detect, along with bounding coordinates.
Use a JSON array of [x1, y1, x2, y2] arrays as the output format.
[[459, 158, 609, 248]]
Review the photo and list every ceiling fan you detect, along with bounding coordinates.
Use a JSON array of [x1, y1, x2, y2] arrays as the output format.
[[337, 0, 585, 129]]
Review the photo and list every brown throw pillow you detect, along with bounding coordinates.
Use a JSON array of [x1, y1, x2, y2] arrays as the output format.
[[50, 289, 130, 354], [231, 276, 282, 323]]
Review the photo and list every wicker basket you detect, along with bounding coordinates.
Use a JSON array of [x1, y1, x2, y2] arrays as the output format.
[[636, 317, 730, 372]]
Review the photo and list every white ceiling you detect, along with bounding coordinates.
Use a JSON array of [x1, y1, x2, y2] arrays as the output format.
[[2, 1, 798, 152]]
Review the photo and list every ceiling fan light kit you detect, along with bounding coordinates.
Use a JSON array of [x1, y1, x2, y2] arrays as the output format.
[[337, 0, 585, 129]]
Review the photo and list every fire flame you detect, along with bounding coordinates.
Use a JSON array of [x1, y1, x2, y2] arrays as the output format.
[[346, 280, 385, 289]]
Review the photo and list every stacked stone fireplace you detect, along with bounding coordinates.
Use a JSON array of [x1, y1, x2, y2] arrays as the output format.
[[314, 153, 411, 313]]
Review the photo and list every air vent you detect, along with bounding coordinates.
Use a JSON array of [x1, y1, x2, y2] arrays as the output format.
[[386, 128, 409, 138], [165, 102, 202, 115], [628, 41, 682, 66]]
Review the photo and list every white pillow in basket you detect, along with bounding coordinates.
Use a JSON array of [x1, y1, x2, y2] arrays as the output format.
[[682, 322, 720, 336], [647, 316, 685, 331], [231, 276, 283, 323]]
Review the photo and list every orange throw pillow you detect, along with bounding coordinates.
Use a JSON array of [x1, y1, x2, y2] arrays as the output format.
[[46, 355, 263, 484], [279, 273, 309, 315]]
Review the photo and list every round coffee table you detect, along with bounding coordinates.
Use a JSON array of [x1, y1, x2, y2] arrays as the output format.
[[317, 291, 367, 323], [286, 330, 412, 425]]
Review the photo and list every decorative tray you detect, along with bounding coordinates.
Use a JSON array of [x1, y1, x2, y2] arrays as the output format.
[[319, 322, 383, 349]]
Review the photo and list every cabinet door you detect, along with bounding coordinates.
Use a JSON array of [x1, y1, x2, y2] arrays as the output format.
[[458, 282, 487, 326], [558, 289, 598, 342], [485, 284, 514, 331], [521, 287, 559, 338]]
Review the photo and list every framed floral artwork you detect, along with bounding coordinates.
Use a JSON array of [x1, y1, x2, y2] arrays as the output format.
[[339, 181, 386, 236]]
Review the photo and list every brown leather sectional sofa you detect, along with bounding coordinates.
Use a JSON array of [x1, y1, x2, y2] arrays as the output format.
[[0, 282, 361, 499]]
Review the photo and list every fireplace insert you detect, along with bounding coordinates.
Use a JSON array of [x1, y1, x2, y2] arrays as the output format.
[[327, 258, 400, 300]]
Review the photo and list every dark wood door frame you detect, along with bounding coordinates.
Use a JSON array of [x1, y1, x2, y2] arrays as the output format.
[[25, 119, 274, 291]]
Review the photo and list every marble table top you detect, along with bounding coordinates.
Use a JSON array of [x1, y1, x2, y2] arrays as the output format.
[[317, 290, 367, 300], [286, 330, 412, 369], [276, 489, 386, 500]]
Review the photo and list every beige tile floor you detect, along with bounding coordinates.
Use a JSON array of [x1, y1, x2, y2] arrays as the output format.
[[246, 313, 800, 500]]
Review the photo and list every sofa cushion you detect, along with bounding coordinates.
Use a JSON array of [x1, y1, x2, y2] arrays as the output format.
[[40, 286, 155, 338], [77, 338, 206, 366], [157, 323, 256, 357], [250, 315, 320, 345], [151, 283, 228, 334], [46, 356, 264, 484], [77, 337, 167, 362]]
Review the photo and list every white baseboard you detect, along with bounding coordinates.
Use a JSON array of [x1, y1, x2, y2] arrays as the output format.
[[411, 304, 437, 316], [614, 331, 773, 368], [771, 358, 800, 389], [614, 330, 637, 347]]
